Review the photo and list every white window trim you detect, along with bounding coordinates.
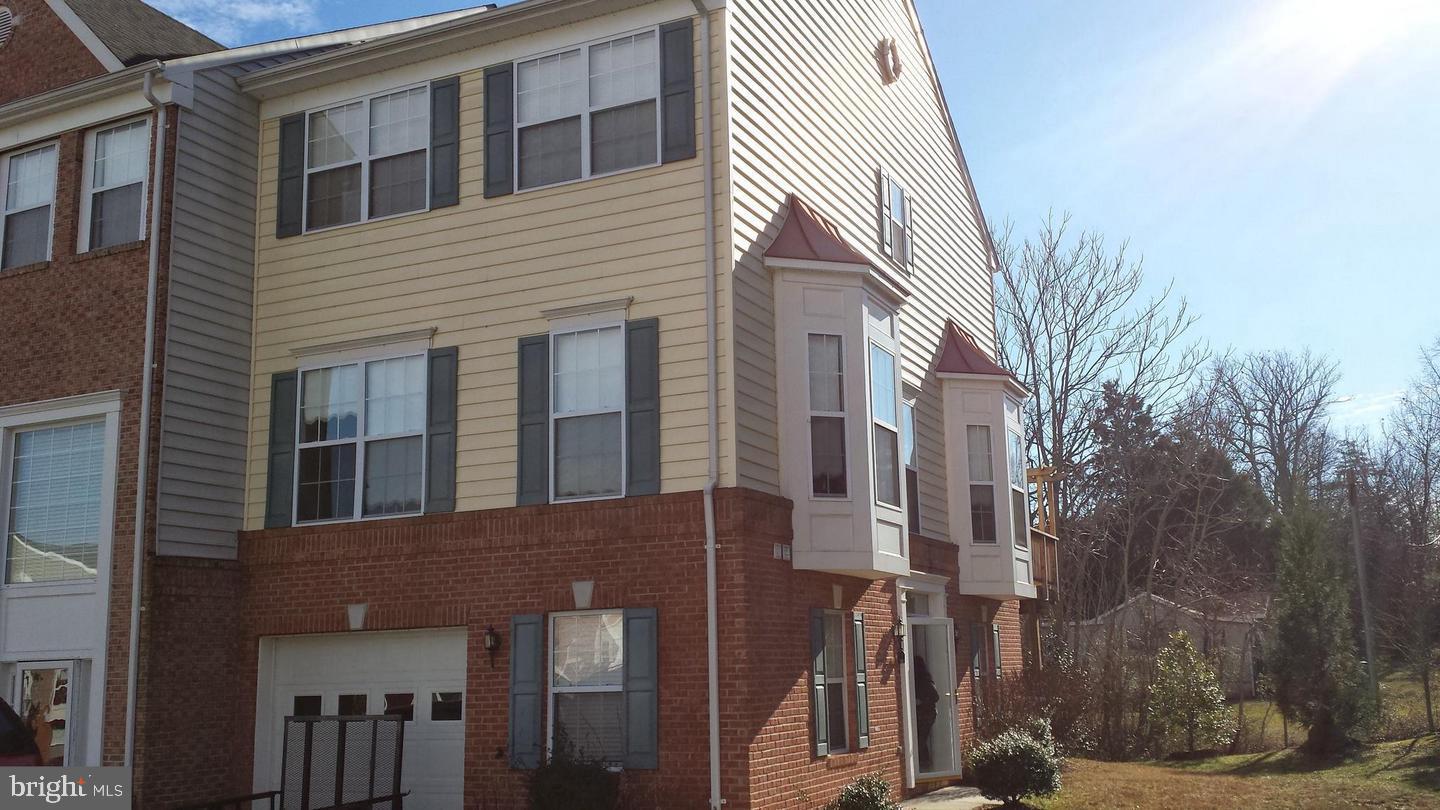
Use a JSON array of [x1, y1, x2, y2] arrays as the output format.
[[292, 345, 430, 526], [547, 321, 627, 504], [547, 609, 626, 767], [513, 25, 663, 194], [967, 424, 998, 545], [1008, 426, 1029, 550], [0, 392, 121, 591], [879, 168, 914, 270], [302, 83, 432, 234], [820, 609, 851, 755], [866, 308, 902, 511], [0, 141, 59, 268], [76, 116, 151, 253], [807, 332, 849, 502]]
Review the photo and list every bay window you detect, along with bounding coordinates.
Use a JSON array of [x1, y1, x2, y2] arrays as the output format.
[[5, 421, 104, 583], [551, 326, 625, 500], [1, 143, 57, 269], [967, 424, 997, 544], [869, 343, 900, 508], [296, 353, 426, 523], [551, 611, 625, 764], [516, 30, 659, 190], [306, 85, 429, 230], [807, 334, 847, 497], [82, 119, 149, 251]]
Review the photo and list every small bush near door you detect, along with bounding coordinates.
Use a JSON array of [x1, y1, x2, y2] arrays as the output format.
[[968, 719, 1063, 808], [826, 774, 900, 810], [526, 742, 619, 810]]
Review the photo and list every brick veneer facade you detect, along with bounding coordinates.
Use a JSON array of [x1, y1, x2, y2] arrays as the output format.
[[135, 488, 1026, 810], [0, 0, 110, 106], [0, 107, 178, 768]]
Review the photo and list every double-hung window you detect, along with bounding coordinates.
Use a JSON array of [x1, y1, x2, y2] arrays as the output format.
[[967, 425, 997, 543], [296, 353, 426, 523], [82, 119, 149, 251], [1, 143, 57, 269], [4, 421, 105, 583], [1008, 427, 1029, 549], [903, 399, 920, 532], [516, 30, 659, 190], [807, 334, 847, 497], [869, 343, 900, 508], [819, 611, 849, 753], [306, 86, 429, 230], [551, 611, 625, 764], [880, 171, 913, 268], [551, 326, 625, 500]]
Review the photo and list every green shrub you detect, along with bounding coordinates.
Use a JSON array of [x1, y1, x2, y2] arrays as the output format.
[[827, 774, 900, 810], [1148, 630, 1233, 755], [525, 740, 619, 810], [969, 722, 1063, 808]]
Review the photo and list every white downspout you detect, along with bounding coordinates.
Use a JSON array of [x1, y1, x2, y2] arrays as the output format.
[[125, 68, 167, 768], [689, 2, 722, 807]]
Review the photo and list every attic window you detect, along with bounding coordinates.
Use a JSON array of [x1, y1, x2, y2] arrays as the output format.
[[0, 8, 14, 50]]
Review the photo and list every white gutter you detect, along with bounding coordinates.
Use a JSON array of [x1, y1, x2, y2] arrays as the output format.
[[689, 2, 722, 808], [124, 68, 167, 768]]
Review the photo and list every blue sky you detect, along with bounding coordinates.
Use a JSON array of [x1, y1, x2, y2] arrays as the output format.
[[160, 0, 1440, 431]]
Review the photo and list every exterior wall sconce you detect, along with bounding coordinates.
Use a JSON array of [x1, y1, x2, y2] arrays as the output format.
[[893, 620, 906, 664], [346, 603, 368, 631], [483, 625, 502, 668]]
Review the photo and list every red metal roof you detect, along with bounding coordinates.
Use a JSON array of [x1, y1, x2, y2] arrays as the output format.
[[763, 194, 872, 265], [935, 320, 1014, 378]]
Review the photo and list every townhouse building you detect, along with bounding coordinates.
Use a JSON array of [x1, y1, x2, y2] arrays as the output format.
[[0, 0, 1061, 808]]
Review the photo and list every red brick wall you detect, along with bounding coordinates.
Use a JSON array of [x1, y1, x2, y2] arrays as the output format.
[[1, 109, 176, 769], [0, 0, 109, 105], [135, 492, 1032, 809]]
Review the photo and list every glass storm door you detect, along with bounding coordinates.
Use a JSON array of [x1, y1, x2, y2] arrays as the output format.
[[16, 663, 74, 765], [909, 618, 958, 778]]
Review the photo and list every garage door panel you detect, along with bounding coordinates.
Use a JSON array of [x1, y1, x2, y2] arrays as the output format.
[[259, 629, 467, 810]]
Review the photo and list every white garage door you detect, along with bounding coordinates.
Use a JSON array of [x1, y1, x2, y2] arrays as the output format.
[[256, 629, 466, 810]]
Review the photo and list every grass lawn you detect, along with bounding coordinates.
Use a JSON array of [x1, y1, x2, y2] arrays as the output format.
[[1029, 735, 1440, 809]]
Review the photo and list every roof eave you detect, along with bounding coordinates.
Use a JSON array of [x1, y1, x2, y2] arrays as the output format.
[[0, 61, 164, 129]]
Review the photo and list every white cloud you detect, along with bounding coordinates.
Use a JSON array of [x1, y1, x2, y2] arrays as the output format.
[[1331, 389, 1406, 434], [150, 0, 320, 46]]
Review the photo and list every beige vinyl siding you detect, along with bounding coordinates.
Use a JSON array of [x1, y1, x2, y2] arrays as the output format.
[[243, 12, 731, 528], [727, 0, 998, 542]]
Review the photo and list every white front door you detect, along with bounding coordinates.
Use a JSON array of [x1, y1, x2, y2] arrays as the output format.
[[255, 629, 466, 810], [908, 617, 959, 780]]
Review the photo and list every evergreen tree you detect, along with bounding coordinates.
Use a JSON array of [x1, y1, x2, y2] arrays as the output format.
[[1270, 507, 1371, 754], [1148, 630, 1232, 754]]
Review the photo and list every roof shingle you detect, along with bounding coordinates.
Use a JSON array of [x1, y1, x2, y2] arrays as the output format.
[[64, 0, 221, 65]]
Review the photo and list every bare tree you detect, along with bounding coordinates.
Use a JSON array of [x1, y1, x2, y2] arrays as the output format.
[[993, 213, 1207, 524], [1212, 349, 1340, 514]]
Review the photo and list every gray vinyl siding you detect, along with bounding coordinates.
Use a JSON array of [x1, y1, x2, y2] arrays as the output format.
[[155, 62, 264, 558], [727, 0, 999, 541]]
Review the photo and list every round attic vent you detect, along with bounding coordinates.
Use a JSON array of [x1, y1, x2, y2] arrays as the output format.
[[0, 8, 14, 50]]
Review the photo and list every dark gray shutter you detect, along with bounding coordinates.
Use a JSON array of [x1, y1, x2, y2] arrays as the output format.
[[810, 608, 829, 757], [509, 614, 543, 769], [623, 608, 659, 769], [483, 63, 514, 198], [852, 611, 870, 749], [425, 347, 458, 513], [429, 76, 461, 209], [970, 623, 984, 679], [992, 623, 1003, 676], [659, 19, 696, 164], [276, 114, 305, 238], [516, 334, 549, 505], [625, 318, 660, 496], [264, 371, 298, 528]]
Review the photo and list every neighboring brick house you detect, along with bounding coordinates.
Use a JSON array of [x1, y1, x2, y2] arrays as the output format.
[[0, 0, 491, 790], [2, 1, 1061, 809]]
